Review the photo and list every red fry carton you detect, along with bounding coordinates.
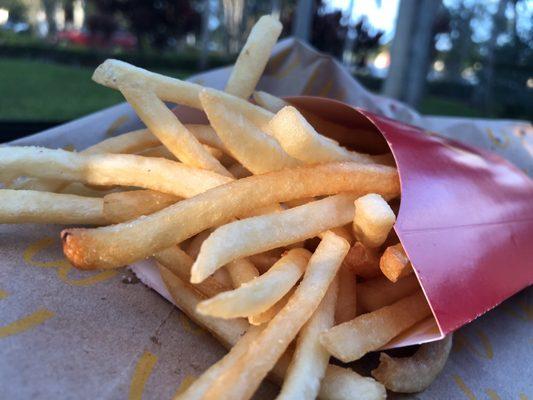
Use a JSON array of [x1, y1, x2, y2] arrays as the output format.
[[284, 96, 533, 347]]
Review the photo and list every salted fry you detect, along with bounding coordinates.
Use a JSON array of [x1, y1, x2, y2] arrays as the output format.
[[380, 243, 413, 282], [0, 189, 105, 225], [186, 229, 213, 259], [119, 85, 231, 176], [174, 325, 265, 400], [82, 128, 157, 155], [248, 288, 293, 326], [201, 89, 300, 174], [203, 232, 349, 400], [357, 275, 420, 312], [267, 106, 374, 164], [227, 163, 251, 178], [155, 247, 231, 298], [10, 129, 159, 192], [161, 263, 383, 400], [0, 147, 231, 198], [334, 264, 358, 324], [248, 249, 283, 273], [158, 265, 248, 348], [226, 258, 260, 288], [319, 365, 386, 400], [353, 193, 396, 248], [320, 225, 353, 245], [62, 162, 399, 270], [92, 59, 273, 128], [196, 249, 311, 318], [371, 335, 453, 393], [137, 145, 176, 159], [320, 291, 432, 362], [253, 90, 288, 113], [225, 15, 282, 99], [343, 242, 381, 278], [191, 194, 357, 283], [278, 277, 338, 400], [104, 190, 179, 223]]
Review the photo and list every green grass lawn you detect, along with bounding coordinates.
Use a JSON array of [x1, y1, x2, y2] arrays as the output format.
[[0, 58, 191, 121], [419, 96, 485, 118], [0, 57, 484, 122]]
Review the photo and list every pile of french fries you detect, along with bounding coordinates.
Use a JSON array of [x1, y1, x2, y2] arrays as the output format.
[[0, 15, 453, 399]]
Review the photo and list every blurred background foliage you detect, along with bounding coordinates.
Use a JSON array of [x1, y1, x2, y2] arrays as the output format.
[[0, 0, 531, 140]]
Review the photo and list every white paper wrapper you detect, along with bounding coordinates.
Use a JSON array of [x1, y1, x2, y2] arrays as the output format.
[[1, 38, 531, 399]]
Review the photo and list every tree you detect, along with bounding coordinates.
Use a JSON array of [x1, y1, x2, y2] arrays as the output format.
[[383, 0, 446, 108], [91, 0, 201, 50]]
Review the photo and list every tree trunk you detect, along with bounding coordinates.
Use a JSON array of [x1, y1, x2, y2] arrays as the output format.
[[199, 0, 211, 70], [42, 0, 58, 36], [383, 0, 417, 100], [292, 0, 314, 42], [383, 0, 440, 108], [481, 0, 508, 115], [404, 0, 440, 107]]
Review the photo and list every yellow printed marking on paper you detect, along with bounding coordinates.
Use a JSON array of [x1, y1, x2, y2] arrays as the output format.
[[453, 375, 477, 400], [454, 329, 493, 360], [0, 289, 8, 300], [178, 312, 205, 336], [128, 351, 158, 400], [0, 309, 55, 339], [485, 389, 501, 400], [23, 237, 117, 286], [486, 128, 510, 149], [173, 375, 198, 398]]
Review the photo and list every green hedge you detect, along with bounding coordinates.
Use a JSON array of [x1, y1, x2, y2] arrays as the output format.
[[0, 40, 235, 72]]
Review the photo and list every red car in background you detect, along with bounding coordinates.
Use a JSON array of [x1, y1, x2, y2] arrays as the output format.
[[56, 29, 137, 50]]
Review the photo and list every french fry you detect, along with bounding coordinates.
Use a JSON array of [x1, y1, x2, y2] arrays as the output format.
[[227, 163, 251, 178], [371, 335, 453, 393], [137, 145, 176, 160], [357, 275, 420, 312], [174, 325, 265, 400], [103, 190, 179, 223], [353, 193, 396, 248], [334, 264, 358, 324], [320, 225, 353, 245], [186, 229, 213, 259], [161, 263, 385, 400], [62, 162, 399, 270], [343, 242, 382, 278], [10, 129, 159, 192], [92, 59, 274, 128], [200, 89, 300, 174], [61, 182, 114, 197], [0, 189, 106, 225], [196, 249, 310, 319], [319, 365, 386, 400], [203, 232, 349, 400], [277, 277, 338, 400], [226, 258, 260, 288], [248, 249, 283, 273], [191, 194, 357, 283], [158, 264, 248, 348], [320, 291, 432, 362], [187, 124, 228, 151], [155, 246, 231, 298], [380, 243, 413, 282], [253, 90, 288, 113], [266, 106, 374, 164], [225, 15, 282, 99], [119, 85, 231, 177], [0, 147, 232, 198], [248, 288, 294, 326]]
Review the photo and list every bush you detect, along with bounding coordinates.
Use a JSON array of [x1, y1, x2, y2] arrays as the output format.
[[0, 36, 235, 72]]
